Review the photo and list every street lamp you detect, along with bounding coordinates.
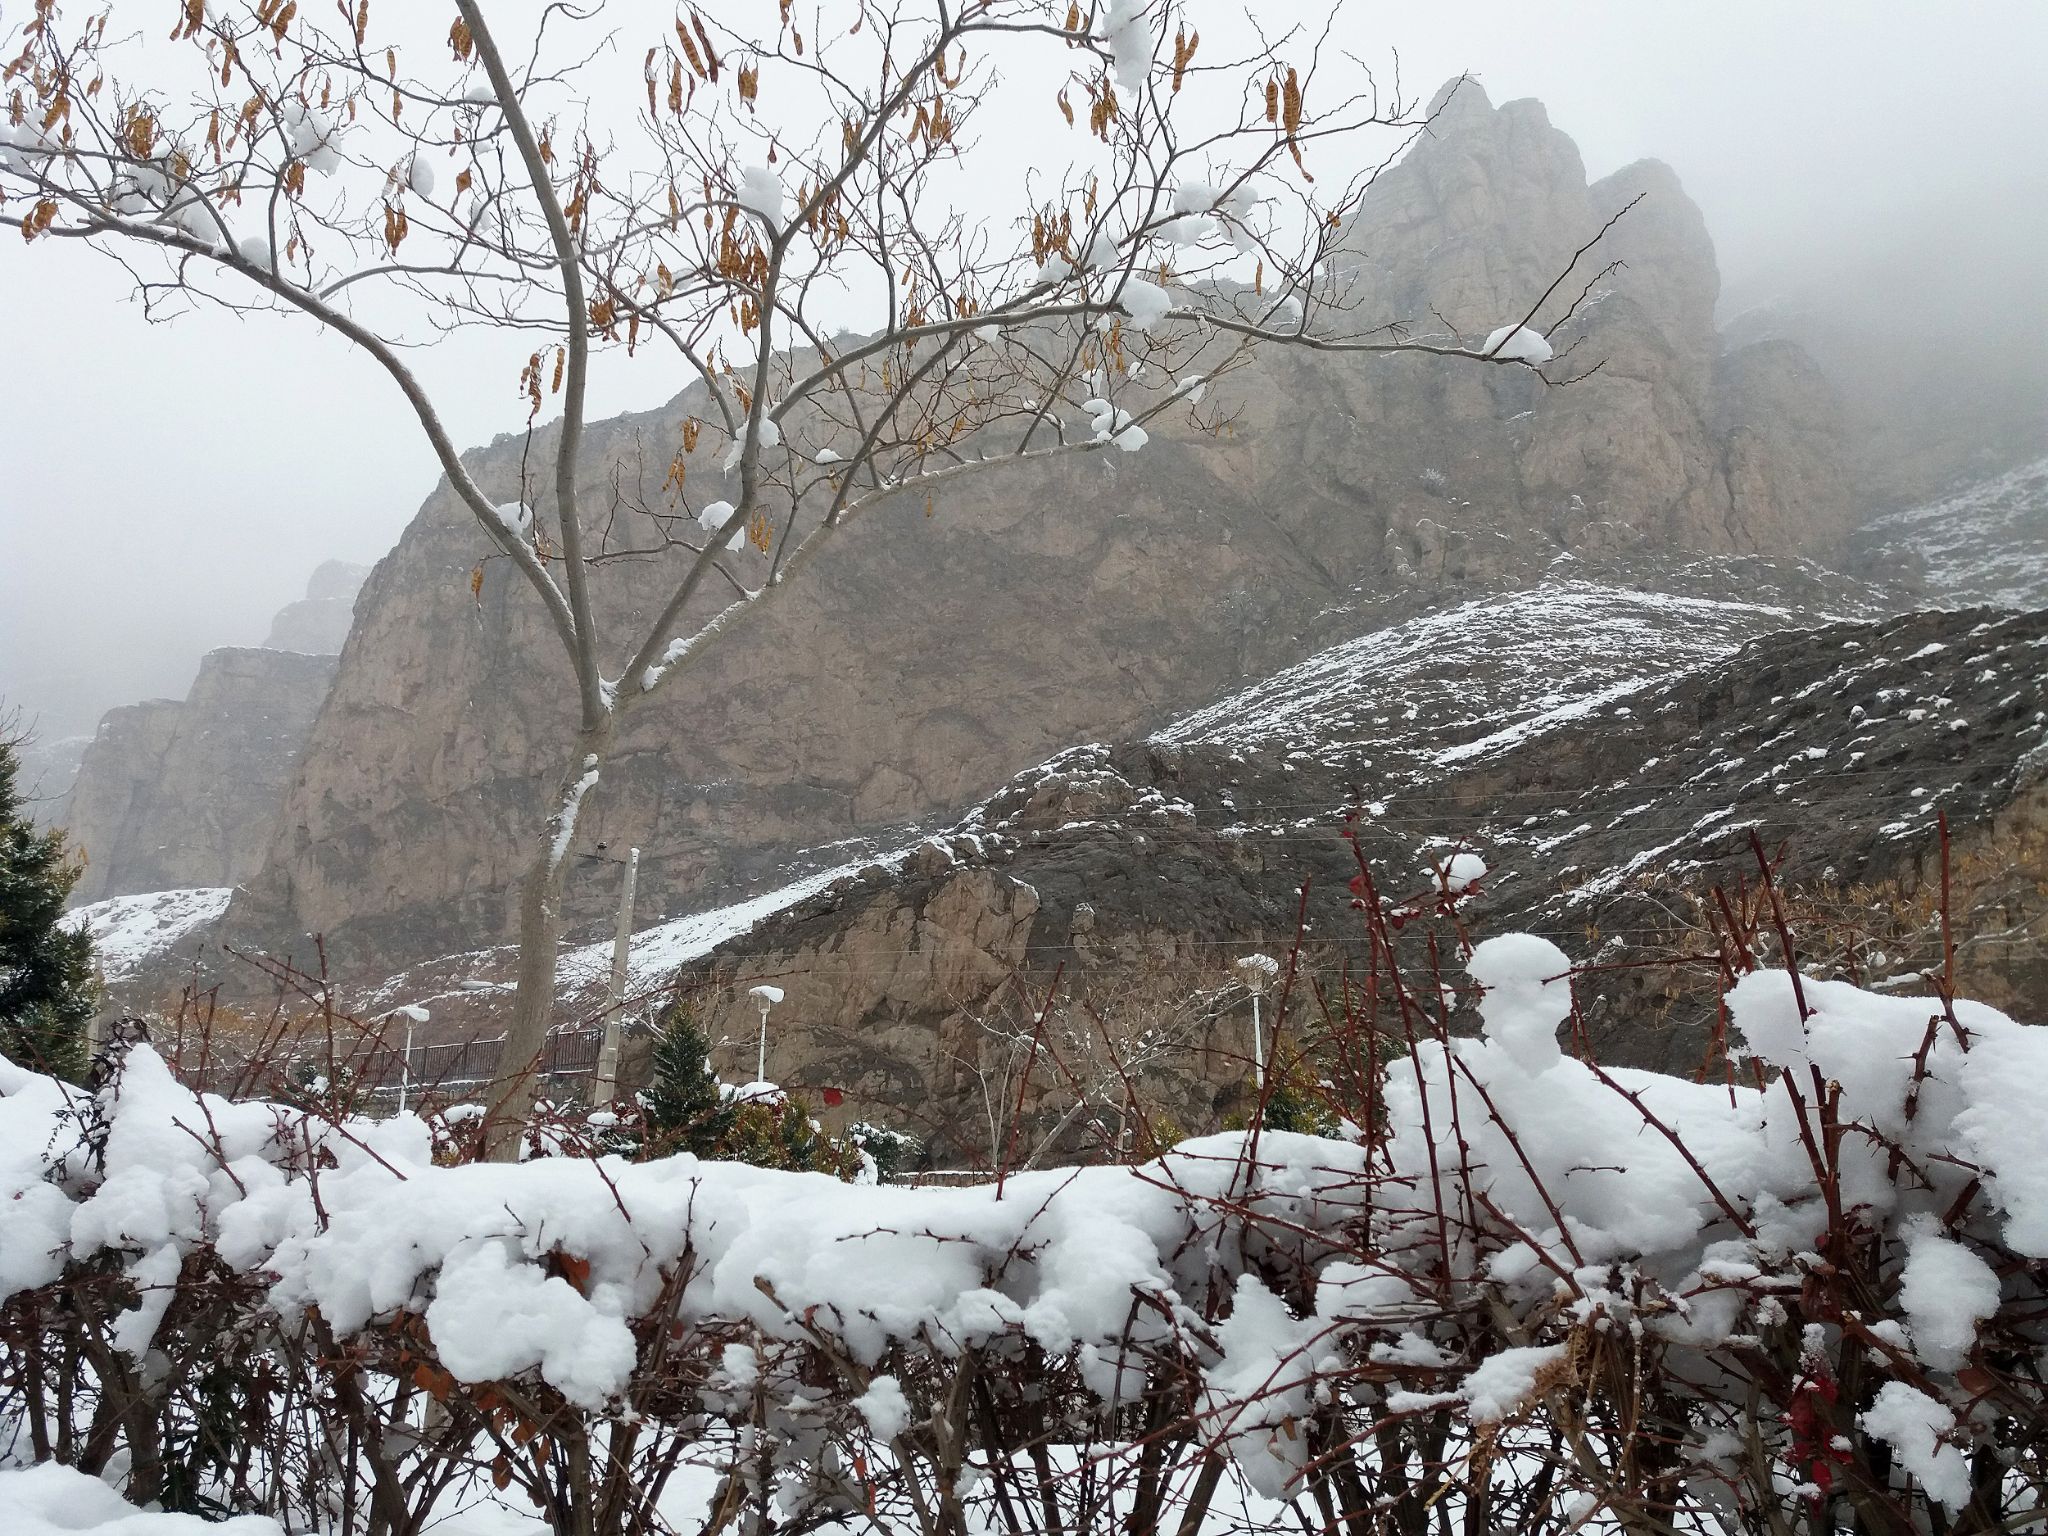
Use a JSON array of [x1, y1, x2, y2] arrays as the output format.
[[388, 1004, 430, 1113], [747, 985, 784, 1083], [1232, 954, 1280, 1089]]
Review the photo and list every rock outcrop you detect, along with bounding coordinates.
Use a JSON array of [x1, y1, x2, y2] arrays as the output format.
[[11, 730, 90, 831], [59, 562, 367, 904], [227, 82, 1857, 979], [63, 648, 338, 904], [667, 596, 2048, 1159], [263, 560, 371, 654]]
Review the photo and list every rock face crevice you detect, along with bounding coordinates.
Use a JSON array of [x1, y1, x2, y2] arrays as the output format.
[[226, 82, 1858, 977]]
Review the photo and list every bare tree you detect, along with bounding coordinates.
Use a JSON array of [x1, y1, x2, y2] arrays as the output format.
[[2, 0, 1618, 1154]]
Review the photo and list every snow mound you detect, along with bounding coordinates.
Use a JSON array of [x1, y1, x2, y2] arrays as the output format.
[[0, 1462, 284, 1534]]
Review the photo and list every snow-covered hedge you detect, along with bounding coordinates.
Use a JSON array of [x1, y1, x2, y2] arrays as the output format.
[[3, 933, 2045, 1536]]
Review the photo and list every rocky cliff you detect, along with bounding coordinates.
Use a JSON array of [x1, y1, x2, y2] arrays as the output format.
[[262, 560, 372, 654], [63, 648, 339, 904], [60, 563, 367, 904], [10, 729, 90, 831], [226, 82, 1861, 978], [662, 592, 2047, 1160]]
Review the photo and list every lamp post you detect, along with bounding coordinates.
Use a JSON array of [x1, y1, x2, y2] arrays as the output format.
[[1232, 954, 1280, 1089], [747, 985, 784, 1083], [390, 1004, 430, 1113]]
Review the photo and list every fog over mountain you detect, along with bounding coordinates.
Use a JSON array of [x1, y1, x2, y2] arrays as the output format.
[[2, 1, 2044, 742]]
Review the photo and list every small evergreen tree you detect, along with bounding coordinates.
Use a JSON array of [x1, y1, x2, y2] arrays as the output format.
[[0, 734, 96, 1080], [637, 997, 859, 1177], [639, 1002, 736, 1157]]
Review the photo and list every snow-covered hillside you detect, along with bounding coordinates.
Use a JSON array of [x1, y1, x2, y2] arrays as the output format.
[[1156, 576, 1845, 773], [63, 887, 233, 981], [1853, 453, 2048, 609]]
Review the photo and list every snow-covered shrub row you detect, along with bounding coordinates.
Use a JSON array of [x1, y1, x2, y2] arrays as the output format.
[[4, 932, 2047, 1535]]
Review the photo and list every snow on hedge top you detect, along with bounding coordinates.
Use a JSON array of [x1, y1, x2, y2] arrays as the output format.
[[2, 958, 2042, 1499], [62, 887, 232, 980], [1467, 933, 1570, 1077]]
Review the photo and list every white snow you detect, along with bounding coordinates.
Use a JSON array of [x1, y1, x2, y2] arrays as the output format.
[[5, 955, 2048, 1517], [63, 887, 233, 979], [1436, 850, 1487, 893], [1850, 455, 2048, 611], [1461, 1343, 1565, 1423], [407, 155, 436, 197], [1482, 323, 1552, 363], [1897, 1226, 1999, 1370], [1861, 1383, 1972, 1510], [1466, 933, 1570, 1077], [696, 497, 746, 551], [0, 1462, 284, 1534], [854, 1375, 912, 1439], [1118, 277, 1172, 333], [1234, 952, 1281, 982], [1097, 0, 1158, 96], [281, 101, 343, 175], [748, 984, 786, 1006], [548, 758, 600, 870], [1084, 398, 1148, 452], [1155, 582, 1823, 775], [1200, 1273, 1327, 1496], [555, 854, 896, 995], [735, 162, 787, 224]]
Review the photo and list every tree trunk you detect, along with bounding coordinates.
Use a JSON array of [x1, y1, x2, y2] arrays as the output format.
[[482, 729, 611, 1160]]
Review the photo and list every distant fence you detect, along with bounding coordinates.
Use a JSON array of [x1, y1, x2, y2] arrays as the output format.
[[159, 1025, 610, 1107]]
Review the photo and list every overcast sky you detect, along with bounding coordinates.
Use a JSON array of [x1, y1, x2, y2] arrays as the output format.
[[4, 1, 2045, 742]]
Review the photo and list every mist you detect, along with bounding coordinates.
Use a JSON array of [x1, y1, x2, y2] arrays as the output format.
[[3, 0, 2044, 746]]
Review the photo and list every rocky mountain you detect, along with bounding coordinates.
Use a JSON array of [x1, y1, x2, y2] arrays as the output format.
[[262, 560, 372, 653], [221, 81, 1867, 979], [101, 548, 2024, 1156], [9, 729, 90, 831], [655, 590, 2045, 1159], [62, 648, 339, 905], [59, 563, 367, 904], [1721, 268, 2048, 513]]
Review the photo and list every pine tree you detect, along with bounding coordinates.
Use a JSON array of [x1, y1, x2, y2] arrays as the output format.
[[639, 1001, 735, 1156], [637, 997, 859, 1176], [0, 734, 96, 1080]]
